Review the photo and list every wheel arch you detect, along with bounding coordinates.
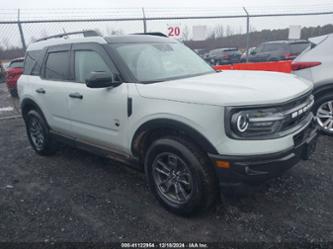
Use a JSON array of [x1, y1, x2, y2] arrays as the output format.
[[131, 118, 218, 160], [313, 83, 333, 99], [21, 98, 48, 126]]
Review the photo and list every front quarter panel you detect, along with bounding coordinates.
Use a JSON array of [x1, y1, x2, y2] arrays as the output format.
[[126, 84, 225, 155]]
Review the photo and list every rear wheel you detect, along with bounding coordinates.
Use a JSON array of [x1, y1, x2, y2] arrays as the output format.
[[9, 88, 18, 97], [25, 110, 58, 155], [144, 136, 218, 216], [314, 92, 333, 136]]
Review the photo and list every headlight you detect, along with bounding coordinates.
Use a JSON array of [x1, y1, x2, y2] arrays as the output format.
[[225, 94, 314, 140], [230, 107, 283, 138], [233, 113, 249, 133]]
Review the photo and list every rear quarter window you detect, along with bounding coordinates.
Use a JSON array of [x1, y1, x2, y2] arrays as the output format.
[[24, 50, 43, 76], [262, 43, 287, 52], [290, 43, 310, 54]]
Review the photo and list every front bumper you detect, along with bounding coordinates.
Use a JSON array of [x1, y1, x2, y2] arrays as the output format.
[[209, 121, 318, 187]]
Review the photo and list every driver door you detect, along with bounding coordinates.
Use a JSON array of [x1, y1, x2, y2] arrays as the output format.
[[68, 43, 128, 152]]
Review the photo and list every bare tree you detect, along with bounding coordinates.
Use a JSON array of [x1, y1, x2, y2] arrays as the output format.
[[225, 25, 234, 37], [214, 24, 224, 38], [30, 36, 37, 43], [250, 25, 256, 32], [40, 29, 48, 39], [2, 38, 10, 50], [106, 26, 124, 36], [238, 25, 243, 35]]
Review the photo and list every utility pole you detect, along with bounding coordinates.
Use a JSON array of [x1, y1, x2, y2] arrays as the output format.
[[17, 9, 27, 51], [243, 7, 250, 63], [142, 8, 147, 33]]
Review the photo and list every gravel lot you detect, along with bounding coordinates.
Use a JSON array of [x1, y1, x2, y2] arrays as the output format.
[[0, 83, 332, 244]]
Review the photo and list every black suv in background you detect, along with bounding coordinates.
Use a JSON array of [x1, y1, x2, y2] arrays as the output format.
[[205, 48, 241, 65], [246, 40, 310, 62]]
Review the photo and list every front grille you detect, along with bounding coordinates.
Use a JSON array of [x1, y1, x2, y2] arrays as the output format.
[[279, 93, 314, 133]]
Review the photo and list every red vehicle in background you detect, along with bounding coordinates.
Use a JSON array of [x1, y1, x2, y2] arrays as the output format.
[[6, 57, 24, 97]]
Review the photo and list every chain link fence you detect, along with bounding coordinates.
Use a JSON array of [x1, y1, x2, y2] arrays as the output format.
[[0, 5, 333, 60]]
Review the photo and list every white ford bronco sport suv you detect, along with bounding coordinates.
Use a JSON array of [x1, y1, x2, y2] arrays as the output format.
[[18, 31, 318, 215]]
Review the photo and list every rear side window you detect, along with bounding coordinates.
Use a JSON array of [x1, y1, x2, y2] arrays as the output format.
[[74, 50, 111, 83], [262, 44, 286, 52], [290, 43, 310, 54], [9, 60, 24, 68], [24, 50, 43, 76], [44, 51, 69, 80]]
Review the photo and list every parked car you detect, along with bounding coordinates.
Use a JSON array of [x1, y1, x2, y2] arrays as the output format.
[[206, 48, 241, 65], [18, 31, 317, 215], [3, 62, 10, 70], [292, 33, 333, 136], [0, 62, 6, 83], [240, 47, 256, 62], [247, 40, 310, 62], [6, 57, 24, 97]]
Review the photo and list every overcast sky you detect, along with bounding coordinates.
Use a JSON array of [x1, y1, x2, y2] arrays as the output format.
[[3, 0, 333, 9], [1, 0, 333, 48]]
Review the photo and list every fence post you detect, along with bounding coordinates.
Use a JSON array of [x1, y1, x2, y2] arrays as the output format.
[[142, 8, 147, 33], [17, 9, 27, 51], [243, 7, 250, 63]]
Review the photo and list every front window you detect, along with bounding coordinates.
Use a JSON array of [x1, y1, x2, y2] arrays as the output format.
[[74, 50, 111, 83], [111, 42, 214, 83]]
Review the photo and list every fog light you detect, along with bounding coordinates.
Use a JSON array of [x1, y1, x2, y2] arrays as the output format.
[[216, 160, 230, 169]]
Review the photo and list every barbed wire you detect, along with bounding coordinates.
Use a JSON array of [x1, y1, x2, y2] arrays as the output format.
[[0, 5, 332, 54], [0, 4, 333, 22]]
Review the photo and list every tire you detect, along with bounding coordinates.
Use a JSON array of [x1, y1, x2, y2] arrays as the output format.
[[9, 88, 18, 98], [314, 92, 333, 136], [144, 136, 218, 216], [24, 110, 58, 155]]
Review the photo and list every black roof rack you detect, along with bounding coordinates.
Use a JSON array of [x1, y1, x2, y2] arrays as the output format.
[[132, 32, 168, 37], [35, 30, 101, 42]]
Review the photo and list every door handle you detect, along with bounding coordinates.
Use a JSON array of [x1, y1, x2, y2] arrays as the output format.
[[36, 88, 46, 94], [69, 92, 83, 99]]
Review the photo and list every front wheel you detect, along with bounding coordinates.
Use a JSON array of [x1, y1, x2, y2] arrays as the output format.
[[144, 136, 218, 216], [315, 93, 333, 136]]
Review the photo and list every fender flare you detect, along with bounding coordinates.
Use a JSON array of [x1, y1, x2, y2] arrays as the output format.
[[313, 83, 333, 98], [21, 98, 48, 125], [131, 118, 218, 157]]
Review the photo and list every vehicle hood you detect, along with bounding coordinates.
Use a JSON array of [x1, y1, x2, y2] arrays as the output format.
[[135, 71, 313, 106]]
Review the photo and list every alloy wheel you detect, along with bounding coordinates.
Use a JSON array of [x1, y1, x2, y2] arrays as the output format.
[[152, 152, 193, 205], [28, 117, 45, 150], [316, 100, 333, 133]]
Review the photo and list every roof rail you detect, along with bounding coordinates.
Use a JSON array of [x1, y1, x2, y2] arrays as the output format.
[[35, 30, 101, 42], [132, 32, 168, 37]]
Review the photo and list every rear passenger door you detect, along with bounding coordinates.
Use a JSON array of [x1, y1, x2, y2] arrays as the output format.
[[39, 44, 72, 134]]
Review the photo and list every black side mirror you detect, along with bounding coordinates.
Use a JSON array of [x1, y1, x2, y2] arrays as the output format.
[[85, 71, 121, 88]]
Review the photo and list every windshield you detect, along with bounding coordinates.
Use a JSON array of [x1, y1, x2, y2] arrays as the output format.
[[111, 42, 215, 83]]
